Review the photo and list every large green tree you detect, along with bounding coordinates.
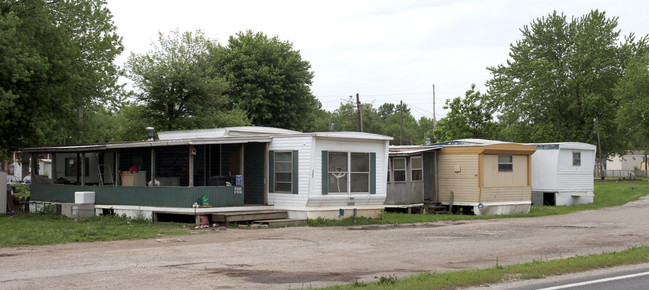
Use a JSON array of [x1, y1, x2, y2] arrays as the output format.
[[486, 10, 646, 154], [615, 52, 649, 150], [217, 30, 320, 131], [127, 30, 249, 131], [433, 84, 498, 142], [0, 0, 123, 153]]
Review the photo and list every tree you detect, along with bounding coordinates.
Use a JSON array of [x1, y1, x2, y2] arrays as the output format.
[[615, 52, 649, 150], [486, 10, 647, 154], [433, 84, 498, 142], [126, 30, 249, 131], [0, 0, 123, 153], [217, 30, 320, 131]]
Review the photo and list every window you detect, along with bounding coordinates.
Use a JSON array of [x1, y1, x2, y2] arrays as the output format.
[[572, 152, 581, 166], [274, 151, 292, 192], [393, 157, 406, 182], [328, 152, 348, 193], [350, 153, 370, 192], [411, 156, 423, 181], [65, 157, 89, 177], [498, 155, 513, 172]]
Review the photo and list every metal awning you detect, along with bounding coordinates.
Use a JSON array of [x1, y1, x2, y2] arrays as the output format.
[[389, 146, 441, 156], [23, 136, 273, 153]]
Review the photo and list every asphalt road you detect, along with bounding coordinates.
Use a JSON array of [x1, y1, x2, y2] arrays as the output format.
[[1, 195, 649, 289]]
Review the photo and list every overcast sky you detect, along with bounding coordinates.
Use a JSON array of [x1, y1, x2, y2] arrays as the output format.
[[106, 0, 649, 120]]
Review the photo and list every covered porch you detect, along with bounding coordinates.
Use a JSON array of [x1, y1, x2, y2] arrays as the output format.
[[24, 137, 270, 211]]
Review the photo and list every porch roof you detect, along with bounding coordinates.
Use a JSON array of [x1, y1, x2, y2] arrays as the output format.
[[23, 136, 272, 153], [389, 146, 441, 156]]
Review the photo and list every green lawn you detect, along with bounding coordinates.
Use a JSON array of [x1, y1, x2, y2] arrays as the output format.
[[322, 246, 649, 289], [0, 213, 190, 247], [1, 181, 647, 247], [308, 180, 649, 226]]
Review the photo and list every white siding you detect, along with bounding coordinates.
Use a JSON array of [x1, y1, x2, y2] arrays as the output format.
[[308, 138, 389, 208], [267, 136, 313, 209], [530, 143, 595, 195], [556, 149, 594, 192], [530, 149, 558, 192]]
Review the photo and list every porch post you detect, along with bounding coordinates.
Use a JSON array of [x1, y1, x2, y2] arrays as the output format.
[[80, 152, 86, 185], [189, 146, 194, 187], [30, 153, 38, 184], [115, 151, 120, 186], [150, 148, 156, 186], [51, 153, 57, 181], [240, 144, 245, 185], [264, 143, 269, 204]]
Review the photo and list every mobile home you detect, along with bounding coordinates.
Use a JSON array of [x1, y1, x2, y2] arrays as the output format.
[[23, 127, 392, 220], [435, 139, 536, 215], [528, 142, 596, 206]]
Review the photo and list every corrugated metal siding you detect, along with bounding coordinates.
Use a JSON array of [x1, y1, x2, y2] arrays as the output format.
[[480, 186, 531, 202], [244, 142, 266, 204], [31, 184, 244, 207], [437, 154, 479, 203]]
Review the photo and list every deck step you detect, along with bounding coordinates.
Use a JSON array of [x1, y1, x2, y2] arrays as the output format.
[[212, 210, 289, 223], [252, 218, 307, 227]]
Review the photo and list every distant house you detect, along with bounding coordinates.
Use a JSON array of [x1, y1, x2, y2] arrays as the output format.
[[22, 127, 392, 220], [606, 150, 648, 177], [528, 142, 596, 206], [434, 139, 536, 215]]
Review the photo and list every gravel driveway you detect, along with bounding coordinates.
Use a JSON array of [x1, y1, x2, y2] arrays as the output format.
[[2, 195, 649, 289]]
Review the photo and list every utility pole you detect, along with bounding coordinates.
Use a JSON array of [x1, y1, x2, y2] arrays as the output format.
[[432, 84, 436, 127], [595, 117, 605, 181], [356, 93, 363, 132], [432, 84, 436, 143], [400, 100, 403, 146]]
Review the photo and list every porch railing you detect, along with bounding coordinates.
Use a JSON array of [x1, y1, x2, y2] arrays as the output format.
[[31, 184, 244, 207]]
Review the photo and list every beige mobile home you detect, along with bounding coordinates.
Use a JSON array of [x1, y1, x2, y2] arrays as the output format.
[[436, 139, 536, 215]]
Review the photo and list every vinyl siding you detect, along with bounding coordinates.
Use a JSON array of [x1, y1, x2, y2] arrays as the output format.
[[267, 136, 313, 209], [480, 186, 531, 202], [482, 154, 529, 187], [437, 154, 479, 203]]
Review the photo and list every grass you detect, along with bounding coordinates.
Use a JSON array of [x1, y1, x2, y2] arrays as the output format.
[[308, 181, 649, 226], [0, 213, 190, 247], [1, 181, 647, 247], [322, 246, 649, 289]]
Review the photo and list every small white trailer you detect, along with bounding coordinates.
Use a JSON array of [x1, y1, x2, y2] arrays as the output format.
[[528, 142, 596, 206]]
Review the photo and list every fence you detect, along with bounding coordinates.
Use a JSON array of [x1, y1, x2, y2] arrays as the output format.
[[594, 170, 648, 178]]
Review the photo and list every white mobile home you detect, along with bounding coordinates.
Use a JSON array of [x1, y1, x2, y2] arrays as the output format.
[[528, 142, 596, 206], [24, 127, 392, 221], [268, 132, 391, 220]]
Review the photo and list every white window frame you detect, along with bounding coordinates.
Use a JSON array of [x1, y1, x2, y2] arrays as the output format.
[[498, 154, 513, 172], [572, 152, 581, 167], [274, 151, 292, 193], [350, 152, 370, 193], [411, 156, 423, 181], [393, 157, 406, 182]]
